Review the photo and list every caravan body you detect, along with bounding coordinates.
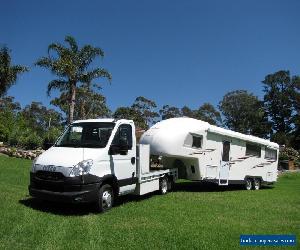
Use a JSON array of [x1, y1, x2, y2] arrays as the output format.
[[140, 118, 278, 186]]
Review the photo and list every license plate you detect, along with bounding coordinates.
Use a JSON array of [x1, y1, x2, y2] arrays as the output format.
[[42, 165, 56, 172]]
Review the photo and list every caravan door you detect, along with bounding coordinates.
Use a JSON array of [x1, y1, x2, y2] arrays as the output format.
[[219, 141, 230, 185]]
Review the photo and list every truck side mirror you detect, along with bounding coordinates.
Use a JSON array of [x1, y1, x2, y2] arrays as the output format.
[[109, 145, 119, 155]]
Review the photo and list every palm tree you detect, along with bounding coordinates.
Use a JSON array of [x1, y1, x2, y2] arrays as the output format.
[[35, 36, 111, 123], [0, 46, 28, 97]]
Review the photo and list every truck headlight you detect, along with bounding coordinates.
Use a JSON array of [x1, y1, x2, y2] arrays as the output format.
[[31, 158, 39, 173], [69, 159, 93, 177]]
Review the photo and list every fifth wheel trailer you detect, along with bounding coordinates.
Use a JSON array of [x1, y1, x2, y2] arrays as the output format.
[[140, 117, 279, 190], [29, 117, 278, 212]]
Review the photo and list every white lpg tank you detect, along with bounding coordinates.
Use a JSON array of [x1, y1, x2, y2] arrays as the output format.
[[140, 118, 209, 180], [140, 117, 209, 158]]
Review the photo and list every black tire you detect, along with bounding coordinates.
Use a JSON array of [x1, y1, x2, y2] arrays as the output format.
[[159, 177, 168, 195], [245, 178, 252, 190], [252, 178, 261, 190], [167, 177, 175, 191], [95, 184, 114, 213]]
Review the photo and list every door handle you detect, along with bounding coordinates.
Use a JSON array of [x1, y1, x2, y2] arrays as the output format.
[[131, 157, 136, 165]]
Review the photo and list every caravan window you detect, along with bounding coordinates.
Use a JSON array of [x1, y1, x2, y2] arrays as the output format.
[[192, 136, 202, 148], [265, 148, 277, 160], [246, 143, 261, 157]]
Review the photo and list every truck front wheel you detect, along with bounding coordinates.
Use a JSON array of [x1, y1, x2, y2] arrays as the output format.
[[159, 177, 168, 195], [95, 184, 114, 213]]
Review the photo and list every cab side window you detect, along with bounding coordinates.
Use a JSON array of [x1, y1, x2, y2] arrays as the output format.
[[112, 124, 133, 149]]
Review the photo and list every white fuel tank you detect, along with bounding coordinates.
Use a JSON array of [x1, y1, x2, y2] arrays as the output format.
[[140, 117, 209, 157]]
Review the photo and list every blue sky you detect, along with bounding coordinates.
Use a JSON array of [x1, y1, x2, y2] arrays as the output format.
[[1, 0, 300, 113]]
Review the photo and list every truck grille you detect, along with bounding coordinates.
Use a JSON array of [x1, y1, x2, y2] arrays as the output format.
[[32, 171, 81, 193], [36, 171, 65, 181], [34, 181, 64, 192]]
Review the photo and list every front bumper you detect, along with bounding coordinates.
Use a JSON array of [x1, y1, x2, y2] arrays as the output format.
[[28, 172, 101, 203], [28, 184, 99, 203]]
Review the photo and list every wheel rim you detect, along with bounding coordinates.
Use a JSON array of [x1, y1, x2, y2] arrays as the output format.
[[254, 179, 260, 190], [246, 180, 252, 190], [161, 179, 168, 193], [102, 190, 112, 209]]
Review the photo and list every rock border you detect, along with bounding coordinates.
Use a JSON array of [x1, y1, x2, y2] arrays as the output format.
[[0, 146, 44, 160]]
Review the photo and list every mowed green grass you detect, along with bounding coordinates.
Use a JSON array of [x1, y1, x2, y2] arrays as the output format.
[[0, 155, 299, 250]]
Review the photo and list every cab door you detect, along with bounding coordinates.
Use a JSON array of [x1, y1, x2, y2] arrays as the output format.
[[110, 124, 137, 194]]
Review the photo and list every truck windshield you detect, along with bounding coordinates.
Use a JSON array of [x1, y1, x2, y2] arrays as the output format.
[[55, 122, 115, 148]]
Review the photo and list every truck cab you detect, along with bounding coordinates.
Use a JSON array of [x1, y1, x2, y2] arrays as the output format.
[[29, 119, 177, 212]]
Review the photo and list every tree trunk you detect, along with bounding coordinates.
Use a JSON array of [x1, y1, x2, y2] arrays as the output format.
[[288, 160, 295, 170], [68, 81, 76, 124], [81, 99, 86, 119], [79, 88, 86, 119]]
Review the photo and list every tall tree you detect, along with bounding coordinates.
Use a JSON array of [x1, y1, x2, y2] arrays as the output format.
[[132, 96, 159, 129], [262, 70, 295, 144], [179, 104, 222, 125], [219, 90, 270, 138], [0, 46, 28, 97], [291, 76, 300, 149], [113, 106, 145, 128], [113, 96, 159, 129], [113, 107, 135, 120], [181, 106, 196, 118], [36, 36, 111, 123], [51, 87, 111, 120], [159, 105, 181, 120], [20, 102, 63, 134], [0, 96, 21, 141], [195, 103, 222, 125]]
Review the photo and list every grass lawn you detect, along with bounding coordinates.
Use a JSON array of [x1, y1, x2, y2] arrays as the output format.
[[0, 155, 299, 250]]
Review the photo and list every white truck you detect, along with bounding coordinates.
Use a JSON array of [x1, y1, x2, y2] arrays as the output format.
[[29, 119, 178, 212], [29, 117, 278, 212]]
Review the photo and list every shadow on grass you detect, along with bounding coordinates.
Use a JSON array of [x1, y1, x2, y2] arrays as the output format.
[[19, 183, 274, 216], [19, 193, 162, 216], [19, 197, 95, 216], [173, 181, 274, 192]]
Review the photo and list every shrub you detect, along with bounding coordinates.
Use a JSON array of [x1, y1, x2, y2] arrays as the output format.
[[8, 130, 43, 150], [8, 132, 19, 147], [0, 123, 10, 142], [279, 147, 300, 161], [23, 133, 43, 150], [43, 127, 63, 149]]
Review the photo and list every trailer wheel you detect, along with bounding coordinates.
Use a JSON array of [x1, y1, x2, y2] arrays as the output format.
[[245, 178, 252, 190], [159, 177, 168, 195], [252, 178, 261, 190], [95, 184, 114, 213]]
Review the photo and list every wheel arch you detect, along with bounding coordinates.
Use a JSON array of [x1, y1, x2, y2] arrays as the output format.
[[101, 174, 119, 197], [244, 175, 263, 182]]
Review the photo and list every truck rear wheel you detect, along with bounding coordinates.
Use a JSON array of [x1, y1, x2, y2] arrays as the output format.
[[245, 178, 252, 190], [95, 184, 114, 213], [159, 177, 168, 195]]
